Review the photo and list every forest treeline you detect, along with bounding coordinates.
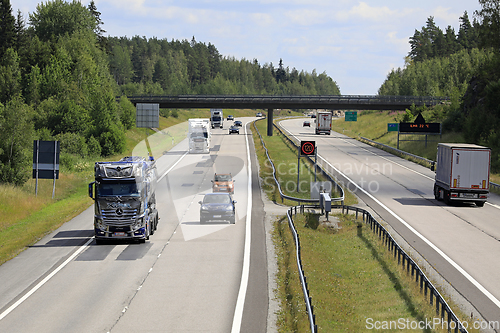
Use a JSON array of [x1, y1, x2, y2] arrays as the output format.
[[0, 0, 339, 186], [108, 37, 340, 96], [379, 2, 500, 171]]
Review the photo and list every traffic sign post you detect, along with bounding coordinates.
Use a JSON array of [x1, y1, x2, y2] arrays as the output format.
[[300, 141, 316, 156], [33, 140, 60, 198], [387, 123, 399, 132], [136, 103, 160, 159], [397, 114, 441, 149], [298, 141, 316, 192], [345, 111, 357, 122]]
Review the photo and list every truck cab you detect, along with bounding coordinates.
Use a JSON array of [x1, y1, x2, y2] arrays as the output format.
[[89, 157, 159, 243]]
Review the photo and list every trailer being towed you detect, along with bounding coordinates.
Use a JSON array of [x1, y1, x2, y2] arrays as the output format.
[[434, 143, 490, 207]]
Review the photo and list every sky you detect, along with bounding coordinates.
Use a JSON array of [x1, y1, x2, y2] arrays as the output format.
[[12, 0, 483, 95]]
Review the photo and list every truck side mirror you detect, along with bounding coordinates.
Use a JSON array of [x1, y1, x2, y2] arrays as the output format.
[[431, 162, 436, 172], [88, 182, 95, 200]]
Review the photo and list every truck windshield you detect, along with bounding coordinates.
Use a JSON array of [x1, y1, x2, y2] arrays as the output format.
[[191, 132, 208, 139], [97, 181, 140, 197]]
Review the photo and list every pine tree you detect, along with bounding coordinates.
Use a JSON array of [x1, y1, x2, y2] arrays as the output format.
[[0, 0, 16, 58], [87, 0, 107, 49], [475, 0, 500, 51]]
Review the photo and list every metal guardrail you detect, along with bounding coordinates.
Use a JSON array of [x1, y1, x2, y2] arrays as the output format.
[[253, 121, 345, 205], [267, 119, 469, 332], [253, 119, 347, 332], [286, 204, 468, 333], [359, 137, 500, 191], [286, 205, 318, 333]]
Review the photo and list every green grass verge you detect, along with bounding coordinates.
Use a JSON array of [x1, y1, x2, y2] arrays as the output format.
[[251, 116, 480, 332], [252, 118, 358, 206], [273, 212, 480, 332]]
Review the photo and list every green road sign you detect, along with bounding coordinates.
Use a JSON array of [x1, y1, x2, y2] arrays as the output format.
[[345, 111, 357, 121], [388, 123, 399, 132]]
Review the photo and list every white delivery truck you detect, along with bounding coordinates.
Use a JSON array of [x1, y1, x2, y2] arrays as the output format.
[[315, 111, 332, 135], [210, 109, 223, 129], [433, 143, 490, 207], [188, 119, 211, 154]]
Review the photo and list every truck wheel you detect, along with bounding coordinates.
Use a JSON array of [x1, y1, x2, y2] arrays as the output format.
[[476, 201, 485, 207], [443, 190, 451, 205], [145, 222, 150, 240], [433, 185, 441, 200], [150, 217, 155, 235]]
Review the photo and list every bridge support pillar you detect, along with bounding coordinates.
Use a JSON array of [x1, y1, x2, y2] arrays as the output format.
[[267, 108, 273, 136]]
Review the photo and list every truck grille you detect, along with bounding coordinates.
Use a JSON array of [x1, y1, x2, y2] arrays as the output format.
[[101, 208, 138, 226]]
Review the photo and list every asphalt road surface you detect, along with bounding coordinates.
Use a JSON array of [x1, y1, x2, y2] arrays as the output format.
[[0, 117, 270, 333], [281, 117, 500, 329]]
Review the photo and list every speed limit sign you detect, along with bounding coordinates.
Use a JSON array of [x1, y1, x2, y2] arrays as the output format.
[[300, 141, 316, 156]]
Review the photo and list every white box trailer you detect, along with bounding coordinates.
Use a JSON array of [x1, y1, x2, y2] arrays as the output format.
[[315, 111, 332, 135], [189, 119, 211, 154], [434, 143, 490, 207]]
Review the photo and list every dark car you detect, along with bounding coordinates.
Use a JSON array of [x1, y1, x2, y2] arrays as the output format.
[[303, 121, 311, 127], [229, 125, 239, 134], [234, 120, 242, 127], [199, 193, 236, 224], [227, 115, 234, 121]]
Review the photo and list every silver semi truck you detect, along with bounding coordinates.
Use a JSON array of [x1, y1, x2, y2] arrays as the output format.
[[89, 156, 159, 243]]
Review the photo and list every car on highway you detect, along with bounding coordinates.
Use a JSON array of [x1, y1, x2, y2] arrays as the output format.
[[199, 193, 236, 224], [227, 115, 234, 121], [234, 120, 242, 127], [303, 120, 311, 127], [212, 173, 234, 193], [229, 125, 239, 134], [256, 112, 263, 117]]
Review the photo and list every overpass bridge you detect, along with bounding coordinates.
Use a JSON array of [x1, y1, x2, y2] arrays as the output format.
[[127, 95, 448, 136]]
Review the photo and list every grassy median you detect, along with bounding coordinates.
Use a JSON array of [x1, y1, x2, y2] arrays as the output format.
[[252, 117, 480, 332]]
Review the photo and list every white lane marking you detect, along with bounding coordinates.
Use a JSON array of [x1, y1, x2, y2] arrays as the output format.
[[158, 151, 188, 182], [286, 120, 500, 210], [231, 120, 253, 333], [0, 237, 94, 321], [0, 150, 190, 322], [340, 137, 434, 180], [285, 119, 500, 307], [320, 148, 500, 310]]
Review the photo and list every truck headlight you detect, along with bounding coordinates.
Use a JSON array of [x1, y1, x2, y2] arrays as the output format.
[[133, 217, 144, 229], [95, 218, 105, 229]]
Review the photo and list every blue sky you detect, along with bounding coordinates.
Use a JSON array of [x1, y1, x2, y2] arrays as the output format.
[[13, 0, 483, 95]]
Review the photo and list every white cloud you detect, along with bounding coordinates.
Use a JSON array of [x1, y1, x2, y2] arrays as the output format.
[[348, 2, 396, 22]]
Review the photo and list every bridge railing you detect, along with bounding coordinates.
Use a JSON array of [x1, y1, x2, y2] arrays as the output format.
[[126, 94, 450, 108]]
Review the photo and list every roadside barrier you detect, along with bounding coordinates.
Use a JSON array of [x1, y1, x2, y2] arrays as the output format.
[[256, 119, 469, 332]]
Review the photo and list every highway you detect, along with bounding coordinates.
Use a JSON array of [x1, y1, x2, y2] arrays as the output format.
[[0, 117, 270, 333], [280, 117, 500, 328]]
